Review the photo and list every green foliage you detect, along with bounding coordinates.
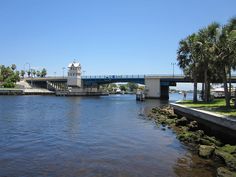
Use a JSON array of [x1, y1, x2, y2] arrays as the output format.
[[127, 82, 138, 91], [119, 85, 127, 91], [32, 69, 36, 77], [20, 70, 25, 78], [177, 17, 236, 107], [36, 70, 41, 77], [41, 68, 47, 77], [11, 64, 16, 71], [27, 70, 31, 77], [0, 64, 20, 88]]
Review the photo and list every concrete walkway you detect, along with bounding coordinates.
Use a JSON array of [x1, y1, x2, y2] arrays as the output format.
[[170, 103, 236, 132]]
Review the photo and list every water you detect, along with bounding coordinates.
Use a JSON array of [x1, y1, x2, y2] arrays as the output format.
[[0, 94, 217, 177]]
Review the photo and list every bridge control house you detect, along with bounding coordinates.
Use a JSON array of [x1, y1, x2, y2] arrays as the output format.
[[67, 62, 82, 88]]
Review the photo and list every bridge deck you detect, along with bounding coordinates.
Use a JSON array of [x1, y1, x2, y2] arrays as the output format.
[[24, 75, 236, 83]]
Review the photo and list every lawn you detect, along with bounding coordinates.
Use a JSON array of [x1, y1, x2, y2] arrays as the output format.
[[178, 99, 236, 117]]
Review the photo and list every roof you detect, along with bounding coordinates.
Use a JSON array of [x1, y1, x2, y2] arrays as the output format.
[[68, 62, 81, 68]]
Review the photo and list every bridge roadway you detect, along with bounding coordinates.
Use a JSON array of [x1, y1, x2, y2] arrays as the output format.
[[25, 74, 236, 85], [25, 75, 236, 99]]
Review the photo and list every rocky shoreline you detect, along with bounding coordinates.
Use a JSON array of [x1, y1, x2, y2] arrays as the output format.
[[148, 106, 236, 177]]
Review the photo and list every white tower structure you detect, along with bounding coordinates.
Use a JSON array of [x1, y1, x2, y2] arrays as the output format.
[[67, 61, 82, 88]]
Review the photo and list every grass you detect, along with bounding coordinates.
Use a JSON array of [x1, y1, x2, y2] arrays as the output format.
[[178, 99, 236, 118]]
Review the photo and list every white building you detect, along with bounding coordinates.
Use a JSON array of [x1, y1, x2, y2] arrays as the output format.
[[67, 61, 82, 88]]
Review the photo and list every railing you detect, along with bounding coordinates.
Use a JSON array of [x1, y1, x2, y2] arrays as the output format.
[[81, 75, 145, 79], [26, 74, 236, 80]]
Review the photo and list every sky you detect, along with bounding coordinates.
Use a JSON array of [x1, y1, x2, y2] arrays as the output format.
[[0, 0, 236, 78]]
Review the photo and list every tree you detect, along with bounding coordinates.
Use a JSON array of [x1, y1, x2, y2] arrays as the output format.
[[27, 70, 31, 78], [41, 68, 47, 77], [36, 70, 41, 77], [177, 17, 236, 108], [0, 64, 20, 88], [177, 33, 199, 102], [127, 82, 138, 92], [11, 64, 16, 71], [119, 85, 127, 91], [213, 18, 236, 108], [20, 70, 25, 78], [32, 69, 36, 77], [197, 22, 220, 102]]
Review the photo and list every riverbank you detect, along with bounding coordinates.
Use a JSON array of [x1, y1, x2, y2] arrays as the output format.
[[0, 88, 54, 95], [0, 88, 108, 96], [148, 106, 236, 176]]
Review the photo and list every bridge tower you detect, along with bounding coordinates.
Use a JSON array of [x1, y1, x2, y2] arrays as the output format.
[[67, 61, 82, 88]]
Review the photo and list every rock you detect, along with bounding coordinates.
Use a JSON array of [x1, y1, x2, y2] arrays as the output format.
[[188, 121, 198, 131], [161, 127, 166, 131], [204, 136, 222, 147], [177, 129, 204, 144], [198, 145, 215, 158], [217, 167, 236, 177], [200, 138, 214, 146], [215, 149, 236, 170], [165, 118, 176, 125], [175, 117, 188, 126], [219, 144, 236, 154], [151, 108, 158, 114], [195, 130, 205, 137]]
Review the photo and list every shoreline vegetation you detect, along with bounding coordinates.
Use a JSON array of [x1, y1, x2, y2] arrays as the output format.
[[177, 17, 236, 109], [178, 99, 236, 117], [148, 106, 236, 177], [0, 64, 47, 88]]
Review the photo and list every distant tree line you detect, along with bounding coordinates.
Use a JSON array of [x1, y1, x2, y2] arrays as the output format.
[[177, 17, 236, 108], [0, 64, 47, 88], [21, 68, 47, 78], [101, 82, 143, 93]]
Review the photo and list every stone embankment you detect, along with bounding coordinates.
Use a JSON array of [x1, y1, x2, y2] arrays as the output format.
[[148, 106, 236, 177]]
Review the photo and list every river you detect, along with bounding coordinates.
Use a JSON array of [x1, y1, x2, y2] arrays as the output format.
[[0, 93, 218, 177]]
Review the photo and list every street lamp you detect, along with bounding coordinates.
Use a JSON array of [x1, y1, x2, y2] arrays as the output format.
[[171, 62, 176, 77], [24, 62, 33, 86], [62, 67, 65, 78]]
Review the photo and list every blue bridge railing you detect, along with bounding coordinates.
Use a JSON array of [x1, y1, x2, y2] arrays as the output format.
[[82, 75, 145, 79]]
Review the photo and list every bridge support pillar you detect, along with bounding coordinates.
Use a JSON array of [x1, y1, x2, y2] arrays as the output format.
[[160, 85, 169, 99], [145, 77, 161, 99]]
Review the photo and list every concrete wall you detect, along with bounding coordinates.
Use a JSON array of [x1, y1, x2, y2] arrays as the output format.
[[171, 103, 236, 141], [145, 77, 160, 98]]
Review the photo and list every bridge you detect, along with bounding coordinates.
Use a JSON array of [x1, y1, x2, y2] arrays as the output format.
[[25, 75, 236, 99]]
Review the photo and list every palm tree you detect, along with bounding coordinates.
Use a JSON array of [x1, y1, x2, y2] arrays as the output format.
[[11, 64, 16, 71], [213, 18, 236, 108], [36, 70, 41, 77], [20, 70, 25, 78], [32, 69, 36, 78], [177, 33, 199, 102], [197, 22, 220, 102], [41, 68, 47, 77]]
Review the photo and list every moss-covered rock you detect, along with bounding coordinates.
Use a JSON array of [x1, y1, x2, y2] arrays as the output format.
[[204, 136, 222, 146], [175, 117, 188, 126], [198, 145, 215, 158], [217, 167, 236, 177], [188, 121, 198, 131], [215, 149, 236, 170], [219, 144, 236, 154]]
